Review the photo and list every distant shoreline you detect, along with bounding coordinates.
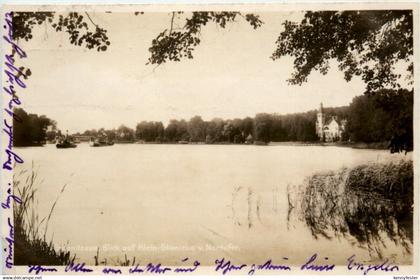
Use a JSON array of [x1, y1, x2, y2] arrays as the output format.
[[15, 141, 390, 150], [268, 141, 389, 150]]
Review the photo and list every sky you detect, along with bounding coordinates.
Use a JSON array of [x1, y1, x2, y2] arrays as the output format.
[[17, 10, 367, 133]]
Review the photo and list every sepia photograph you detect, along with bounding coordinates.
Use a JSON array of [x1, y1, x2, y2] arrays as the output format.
[[1, 3, 418, 276]]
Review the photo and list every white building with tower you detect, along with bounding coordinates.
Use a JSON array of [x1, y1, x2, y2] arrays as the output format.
[[316, 103, 347, 142]]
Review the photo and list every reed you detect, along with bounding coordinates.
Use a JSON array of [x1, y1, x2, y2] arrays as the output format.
[[13, 165, 74, 265], [293, 160, 413, 258], [13, 166, 136, 266]]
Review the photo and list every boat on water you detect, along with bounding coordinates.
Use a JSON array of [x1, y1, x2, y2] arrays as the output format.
[[56, 139, 77, 149], [90, 137, 114, 147], [56, 131, 78, 148]]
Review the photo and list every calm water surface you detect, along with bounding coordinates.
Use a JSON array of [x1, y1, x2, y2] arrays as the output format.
[[15, 144, 412, 265]]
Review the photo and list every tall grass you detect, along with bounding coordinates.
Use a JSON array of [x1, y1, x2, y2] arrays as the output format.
[[293, 160, 413, 259], [13, 166, 132, 266], [13, 166, 74, 265]]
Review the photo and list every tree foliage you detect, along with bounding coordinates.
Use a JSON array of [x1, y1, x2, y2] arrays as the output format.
[[9, 12, 111, 83], [13, 108, 54, 146], [187, 115, 207, 142], [12, 12, 110, 52], [165, 119, 189, 142], [116, 125, 135, 142], [147, 12, 263, 65], [346, 89, 413, 152], [136, 121, 165, 142], [272, 10, 413, 94]]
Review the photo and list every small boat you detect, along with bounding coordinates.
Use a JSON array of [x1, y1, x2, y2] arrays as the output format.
[[56, 131, 77, 148], [90, 137, 114, 147], [91, 142, 114, 147], [56, 139, 77, 149]]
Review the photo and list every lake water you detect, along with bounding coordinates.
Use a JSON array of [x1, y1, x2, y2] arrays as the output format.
[[14, 143, 412, 266]]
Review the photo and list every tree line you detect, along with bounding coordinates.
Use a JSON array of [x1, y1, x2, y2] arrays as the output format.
[[13, 88, 412, 152], [13, 108, 56, 146], [76, 89, 412, 150], [78, 112, 319, 144]]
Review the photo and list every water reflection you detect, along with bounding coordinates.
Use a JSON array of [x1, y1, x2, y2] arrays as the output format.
[[292, 160, 413, 259]]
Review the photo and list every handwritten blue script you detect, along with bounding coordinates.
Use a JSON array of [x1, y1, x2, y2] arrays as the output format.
[[28, 265, 58, 275], [174, 258, 201, 273], [248, 258, 291, 275], [1, 183, 22, 209], [214, 258, 247, 275], [301, 253, 335, 272], [3, 12, 27, 59], [347, 254, 399, 275], [4, 218, 15, 269], [128, 258, 200, 274], [2, 11, 26, 171], [102, 267, 122, 274], [24, 254, 401, 275], [2, 11, 26, 272], [2, 116, 24, 170], [65, 262, 93, 273]]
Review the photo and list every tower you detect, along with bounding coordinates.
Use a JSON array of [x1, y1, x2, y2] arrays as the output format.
[[316, 103, 325, 139]]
